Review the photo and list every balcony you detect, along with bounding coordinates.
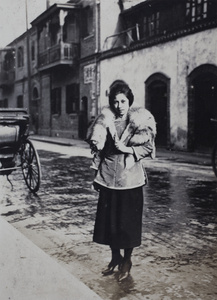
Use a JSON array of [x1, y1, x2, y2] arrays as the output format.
[[38, 42, 79, 71], [0, 48, 15, 88], [103, 25, 140, 51]]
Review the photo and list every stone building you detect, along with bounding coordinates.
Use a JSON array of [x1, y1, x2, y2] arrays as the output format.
[[0, 28, 39, 126], [0, 0, 98, 140], [99, 0, 217, 151], [0, 0, 217, 152]]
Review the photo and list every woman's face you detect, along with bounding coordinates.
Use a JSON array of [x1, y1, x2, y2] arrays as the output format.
[[112, 93, 130, 117]]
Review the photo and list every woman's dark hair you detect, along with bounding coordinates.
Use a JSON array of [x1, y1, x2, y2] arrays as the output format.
[[108, 80, 134, 107]]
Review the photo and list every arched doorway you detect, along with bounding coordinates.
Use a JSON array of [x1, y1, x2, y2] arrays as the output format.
[[145, 73, 170, 148], [188, 64, 217, 151]]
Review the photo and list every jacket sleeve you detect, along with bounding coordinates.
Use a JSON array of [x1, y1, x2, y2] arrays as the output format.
[[132, 141, 154, 161], [90, 151, 101, 170]]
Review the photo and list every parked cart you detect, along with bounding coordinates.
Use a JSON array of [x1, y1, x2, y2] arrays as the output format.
[[0, 109, 41, 193]]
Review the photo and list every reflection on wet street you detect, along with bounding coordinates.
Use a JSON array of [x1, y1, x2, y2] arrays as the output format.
[[144, 169, 217, 252], [0, 143, 217, 300]]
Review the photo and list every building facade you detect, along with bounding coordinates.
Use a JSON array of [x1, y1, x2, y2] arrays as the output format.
[[99, 0, 217, 152], [31, 1, 96, 139], [0, 0, 217, 152], [0, 0, 98, 140]]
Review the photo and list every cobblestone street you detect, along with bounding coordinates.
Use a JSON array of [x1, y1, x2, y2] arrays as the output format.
[[1, 140, 217, 300]]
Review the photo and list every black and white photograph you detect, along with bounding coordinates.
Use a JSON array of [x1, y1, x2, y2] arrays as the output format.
[[0, 0, 217, 299]]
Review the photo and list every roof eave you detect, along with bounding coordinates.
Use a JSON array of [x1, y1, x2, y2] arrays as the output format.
[[31, 3, 81, 26]]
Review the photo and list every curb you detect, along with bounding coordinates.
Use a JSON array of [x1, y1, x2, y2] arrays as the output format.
[[0, 216, 102, 300]]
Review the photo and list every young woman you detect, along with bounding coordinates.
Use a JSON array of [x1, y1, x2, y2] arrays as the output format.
[[86, 80, 156, 281]]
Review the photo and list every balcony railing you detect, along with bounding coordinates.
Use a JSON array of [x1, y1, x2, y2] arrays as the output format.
[[103, 15, 217, 55], [103, 25, 140, 51], [38, 42, 79, 70]]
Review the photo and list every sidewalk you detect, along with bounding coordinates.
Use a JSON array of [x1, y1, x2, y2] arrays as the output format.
[[0, 217, 102, 300], [30, 134, 212, 166]]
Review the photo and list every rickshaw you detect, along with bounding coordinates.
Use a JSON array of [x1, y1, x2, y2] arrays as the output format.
[[0, 108, 41, 193]]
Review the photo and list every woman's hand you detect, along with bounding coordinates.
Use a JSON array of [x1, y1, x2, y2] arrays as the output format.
[[114, 138, 134, 154], [92, 181, 100, 192]]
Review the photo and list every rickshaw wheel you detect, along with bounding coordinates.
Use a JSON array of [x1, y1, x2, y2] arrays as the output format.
[[21, 139, 41, 193]]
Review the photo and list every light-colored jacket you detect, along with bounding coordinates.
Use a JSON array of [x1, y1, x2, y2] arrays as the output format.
[[86, 105, 156, 190]]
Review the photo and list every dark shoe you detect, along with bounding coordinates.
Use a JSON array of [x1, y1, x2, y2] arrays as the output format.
[[118, 258, 132, 282], [102, 255, 123, 276]]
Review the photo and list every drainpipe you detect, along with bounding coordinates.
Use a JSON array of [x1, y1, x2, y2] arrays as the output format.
[[25, 0, 32, 126], [95, 0, 100, 54], [49, 73, 52, 137], [95, 0, 100, 115], [46, 0, 50, 9]]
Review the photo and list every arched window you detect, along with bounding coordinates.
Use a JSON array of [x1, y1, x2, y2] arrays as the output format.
[[17, 47, 24, 67], [32, 87, 39, 100]]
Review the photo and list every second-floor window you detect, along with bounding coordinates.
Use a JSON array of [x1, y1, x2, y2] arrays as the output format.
[[82, 6, 93, 38], [17, 47, 24, 68], [17, 95, 23, 108], [124, 10, 160, 44], [186, 0, 208, 23], [51, 88, 61, 115], [142, 12, 160, 38], [63, 13, 78, 43], [3, 51, 15, 71]]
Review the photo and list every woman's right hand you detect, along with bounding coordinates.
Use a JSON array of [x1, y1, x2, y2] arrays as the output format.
[[92, 181, 100, 192], [114, 134, 134, 154]]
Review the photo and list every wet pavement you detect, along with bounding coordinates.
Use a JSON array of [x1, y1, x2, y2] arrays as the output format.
[[0, 140, 217, 300]]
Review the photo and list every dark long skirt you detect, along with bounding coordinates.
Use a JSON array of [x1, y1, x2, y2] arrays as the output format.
[[93, 186, 144, 249]]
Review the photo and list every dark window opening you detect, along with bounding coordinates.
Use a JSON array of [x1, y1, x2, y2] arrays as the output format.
[[82, 6, 93, 38], [51, 88, 61, 115], [33, 87, 39, 100], [17, 95, 23, 108], [31, 42, 35, 61], [49, 15, 60, 45], [148, 81, 168, 147], [3, 51, 15, 71], [66, 84, 79, 114], [186, 0, 209, 23], [143, 12, 160, 37], [17, 47, 24, 67], [63, 13, 78, 43], [193, 74, 217, 148], [0, 98, 8, 108]]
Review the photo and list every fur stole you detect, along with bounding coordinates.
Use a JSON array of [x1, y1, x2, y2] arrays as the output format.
[[86, 105, 156, 156]]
